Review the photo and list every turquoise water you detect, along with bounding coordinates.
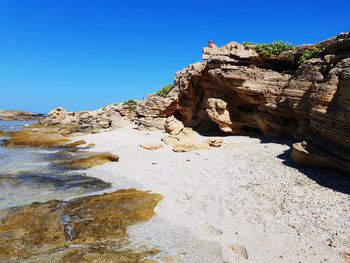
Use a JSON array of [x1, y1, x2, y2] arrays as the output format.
[[0, 121, 110, 210]]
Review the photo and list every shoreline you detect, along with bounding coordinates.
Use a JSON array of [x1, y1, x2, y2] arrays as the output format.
[[77, 125, 350, 262], [0, 120, 116, 210]]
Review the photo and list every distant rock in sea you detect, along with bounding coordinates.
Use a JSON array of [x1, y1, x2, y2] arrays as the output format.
[[0, 109, 44, 121]]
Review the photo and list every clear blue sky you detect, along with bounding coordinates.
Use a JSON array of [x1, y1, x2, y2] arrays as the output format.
[[0, 0, 349, 113]]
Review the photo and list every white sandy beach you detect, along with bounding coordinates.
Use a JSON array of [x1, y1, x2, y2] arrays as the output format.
[[78, 125, 350, 263]]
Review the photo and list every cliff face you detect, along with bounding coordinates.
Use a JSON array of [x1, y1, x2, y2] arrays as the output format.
[[140, 33, 350, 172]]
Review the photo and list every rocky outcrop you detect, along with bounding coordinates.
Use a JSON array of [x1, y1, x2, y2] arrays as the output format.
[[142, 33, 350, 172], [40, 104, 133, 133], [161, 116, 223, 152], [136, 93, 178, 130], [54, 152, 119, 170], [164, 115, 184, 135], [0, 110, 43, 121], [4, 124, 72, 148], [0, 189, 162, 262]]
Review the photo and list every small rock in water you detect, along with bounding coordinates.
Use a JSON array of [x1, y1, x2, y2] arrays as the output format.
[[64, 140, 87, 148], [54, 152, 119, 170]]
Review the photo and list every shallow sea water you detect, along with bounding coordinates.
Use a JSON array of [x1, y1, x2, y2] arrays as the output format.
[[0, 120, 110, 210]]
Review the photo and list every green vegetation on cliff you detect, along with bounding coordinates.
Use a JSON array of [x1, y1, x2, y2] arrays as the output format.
[[157, 84, 173, 97], [244, 41, 295, 58], [123, 99, 137, 112], [298, 47, 319, 64]]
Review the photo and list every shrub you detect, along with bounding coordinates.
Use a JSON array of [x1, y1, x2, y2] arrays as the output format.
[[123, 99, 137, 112], [157, 84, 173, 97], [298, 47, 319, 64], [253, 41, 295, 58], [242, 42, 254, 50], [319, 63, 335, 76]]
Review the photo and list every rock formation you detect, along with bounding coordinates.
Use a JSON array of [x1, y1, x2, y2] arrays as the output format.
[[164, 115, 184, 135], [54, 152, 119, 170], [136, 93, 178, 130], [40, 104, 134, 133], [139, 143, 163, 150], [161, 116, 223, 152], [0, 189, 162, 261], [0, 110, 43, 121], [140, 33, 350, 172], [4, 124, 72, 148], [40, 33, 350, 172]]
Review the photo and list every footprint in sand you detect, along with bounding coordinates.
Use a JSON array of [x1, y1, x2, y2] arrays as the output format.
[[201, 224, 223, 237]]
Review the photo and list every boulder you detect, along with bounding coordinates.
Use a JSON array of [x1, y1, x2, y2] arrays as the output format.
[[162, 128, 209, 152], [136, 117, 166, 131], [45, 107, 68, 125], [136, 94, 177, 118], [207, 98, 234, 133], [164, 116, 184, 135]]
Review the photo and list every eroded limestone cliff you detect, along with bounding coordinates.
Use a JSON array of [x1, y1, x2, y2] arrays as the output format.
[[138, 33, 350, 172]]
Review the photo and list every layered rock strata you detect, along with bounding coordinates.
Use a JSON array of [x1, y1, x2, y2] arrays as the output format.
[[140, 33, 350, 172]]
